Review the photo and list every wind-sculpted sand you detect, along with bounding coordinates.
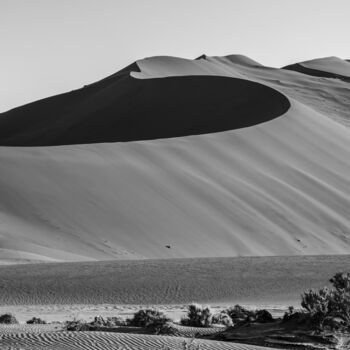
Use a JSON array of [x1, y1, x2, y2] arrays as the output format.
[[0, 255, 349, 306], [0, 55, 350, 262], [0, 330, 275, 350]]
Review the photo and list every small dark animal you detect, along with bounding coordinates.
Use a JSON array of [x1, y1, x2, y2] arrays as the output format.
[[165, 245, 171, 249]]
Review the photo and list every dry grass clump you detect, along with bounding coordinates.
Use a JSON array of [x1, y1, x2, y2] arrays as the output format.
[[0, 313, 18, 324]]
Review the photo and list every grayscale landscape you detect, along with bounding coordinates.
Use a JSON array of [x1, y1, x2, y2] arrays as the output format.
[[1, 1, 350, 349]]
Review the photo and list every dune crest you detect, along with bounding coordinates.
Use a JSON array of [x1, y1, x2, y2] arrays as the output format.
[[284, 56, 350, 81], [0, 55, 350, 262]]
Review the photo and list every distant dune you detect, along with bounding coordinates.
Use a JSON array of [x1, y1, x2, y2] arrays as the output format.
[[0, 55, 350, 262], [284, 56, 350, 82]]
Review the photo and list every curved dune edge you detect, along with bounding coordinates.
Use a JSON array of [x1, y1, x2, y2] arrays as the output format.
[[0, 74, 290, 146], [1, 101, 350, 261], [0, 55, 350, 261], [283, 56, 350, 81], [0, 330, 275, 350]]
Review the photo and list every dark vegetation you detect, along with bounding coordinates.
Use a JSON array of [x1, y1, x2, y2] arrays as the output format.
[[26, 317, 47, 324], [283, 272, 350, 333], [127, 309, 171, 331], [213, 272, 350, 349], [181, 304, 213, 327], [0, 313, 18, 324]]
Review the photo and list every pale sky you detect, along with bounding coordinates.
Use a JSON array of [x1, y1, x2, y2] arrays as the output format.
[[1, 0, 350, 112]]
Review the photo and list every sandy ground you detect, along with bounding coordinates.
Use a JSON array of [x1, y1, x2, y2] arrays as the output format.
[[0, 255, 349, 305], [0, 304, 287, 324], [0, 55, 350, 262], [0, 330, 275, 350]]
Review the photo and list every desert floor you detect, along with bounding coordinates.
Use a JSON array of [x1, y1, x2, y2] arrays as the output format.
[[0, 326, 275, 350], [1, 255, 349, 306], [1, 255, 349, 349]]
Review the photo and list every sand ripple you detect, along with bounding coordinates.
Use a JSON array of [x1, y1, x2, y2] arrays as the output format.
[[0, 331, 274, 350]]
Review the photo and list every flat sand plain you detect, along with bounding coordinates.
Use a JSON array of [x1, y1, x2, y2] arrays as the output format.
[[0, 255, 349, 306]]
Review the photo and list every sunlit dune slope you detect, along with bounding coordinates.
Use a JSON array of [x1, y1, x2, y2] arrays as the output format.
[[0, 55, 350, 262], [283, 56, 350, 82]]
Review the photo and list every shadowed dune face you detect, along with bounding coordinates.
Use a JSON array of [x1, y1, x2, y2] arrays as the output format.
[[0, 74, 290, 146], [283, 56, 350, 82], [1, 55, 350, 262]]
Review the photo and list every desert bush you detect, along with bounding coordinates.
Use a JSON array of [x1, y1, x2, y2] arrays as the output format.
[[328, 272, 350, 327], [297, 272, 350, 332], [301, 287, 332, 330], [105, 316, 127, 327], [128, 309, 171, 331], [66, 314, 128, 331], [181, 304, 212, 327], [65, 319, 92, 331], [224, 304, 254, 323], [212, 311, 233, 327], [26, 317, 47, 324], [0, 313, 18, 324], [222, 305, 274, 324], [255, 309, 274, 323]]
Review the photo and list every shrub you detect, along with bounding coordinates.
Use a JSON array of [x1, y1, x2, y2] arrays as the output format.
[[105, 316, 127, 327], [26, 317, 47, 324], [255, 309, 274, 323], [128, 309, 171, 331], [222, 305, 274, 325], [0, 313, 18, 324], [298, 272, 350, 332], [329, 272, 350, 327], [212, 311, 233, 327], [65, 319, 92, 331], [224, 305, 255, 323], [181, 304, 212, 327]]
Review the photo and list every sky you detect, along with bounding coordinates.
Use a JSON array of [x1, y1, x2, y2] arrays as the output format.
[[1, 0, 350, 112]]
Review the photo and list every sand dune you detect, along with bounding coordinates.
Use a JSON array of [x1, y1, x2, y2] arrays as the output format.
[[284, 56, 350, 82], [0, 55, 350, 262], [0, 73, 290, 146]]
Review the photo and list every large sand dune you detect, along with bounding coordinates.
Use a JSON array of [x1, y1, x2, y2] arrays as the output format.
[[0, 55, 350, 262]]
